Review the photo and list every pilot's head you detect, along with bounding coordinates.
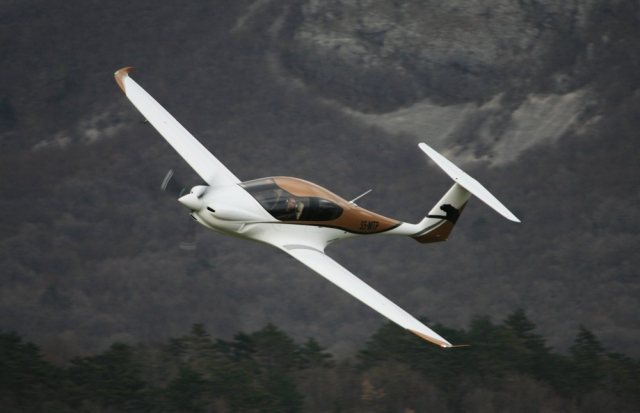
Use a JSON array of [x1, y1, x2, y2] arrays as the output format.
[[285, 197, 298, 212]]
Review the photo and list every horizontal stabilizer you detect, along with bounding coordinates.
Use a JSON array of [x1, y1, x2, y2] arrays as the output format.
[[419, 143, 520, 222]]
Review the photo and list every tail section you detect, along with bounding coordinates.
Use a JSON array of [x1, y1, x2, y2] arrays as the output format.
[[410, 143, 519, 244], [412, 183, 470, 244], [419, 143, 520, 222]]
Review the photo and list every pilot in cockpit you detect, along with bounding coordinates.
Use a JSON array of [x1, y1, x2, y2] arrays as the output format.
[[279, 197, 304, 220]]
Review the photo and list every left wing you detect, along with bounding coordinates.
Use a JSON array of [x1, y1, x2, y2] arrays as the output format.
[[277, 244, 452, 347], [114, 67, 240, 187]]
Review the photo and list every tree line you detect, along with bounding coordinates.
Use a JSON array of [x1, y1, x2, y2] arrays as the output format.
[[1, 310, 639, 413]]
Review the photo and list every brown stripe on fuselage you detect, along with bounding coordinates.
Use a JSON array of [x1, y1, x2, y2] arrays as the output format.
[[273, 177, 400, 234], [412, 221, 453, 244], [412, 201, 468, 244]]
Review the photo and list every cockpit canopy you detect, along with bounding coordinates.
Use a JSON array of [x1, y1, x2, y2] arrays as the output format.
[[239, 178, 343, 222]]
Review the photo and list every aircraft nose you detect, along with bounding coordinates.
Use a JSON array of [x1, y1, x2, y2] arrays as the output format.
[[178, 193, 203, 211]]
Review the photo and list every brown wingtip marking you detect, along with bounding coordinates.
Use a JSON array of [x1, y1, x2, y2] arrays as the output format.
[[408, 329, 451, 348], [114, 67, 134, 93]]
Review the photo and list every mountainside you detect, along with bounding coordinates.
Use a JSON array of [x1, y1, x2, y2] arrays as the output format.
[[0, 0, 639, 359]]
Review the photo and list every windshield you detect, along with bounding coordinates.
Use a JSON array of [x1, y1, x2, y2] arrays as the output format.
[[239, 178, 343, 222]]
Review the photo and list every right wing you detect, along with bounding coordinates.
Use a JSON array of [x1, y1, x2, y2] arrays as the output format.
[[114, 67, 240, 187], [278, 244, 452, 347]]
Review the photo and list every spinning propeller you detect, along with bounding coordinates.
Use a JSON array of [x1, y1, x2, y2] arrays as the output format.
[[161, 169, 199, 250]]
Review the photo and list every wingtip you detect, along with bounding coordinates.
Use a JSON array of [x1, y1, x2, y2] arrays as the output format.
[[408, 329, 452, 348], [114, 67, 134, 94], [503, 211, 521, 223]]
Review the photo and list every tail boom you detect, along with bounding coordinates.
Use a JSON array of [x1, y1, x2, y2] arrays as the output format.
[[384, 143, 519, 244], [411, 183, 470, 244]]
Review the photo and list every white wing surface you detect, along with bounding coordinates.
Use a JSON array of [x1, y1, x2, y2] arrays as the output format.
[[278, 244, 452, 347], [115, 67, 240, 187], [419, 143, 520, 222]]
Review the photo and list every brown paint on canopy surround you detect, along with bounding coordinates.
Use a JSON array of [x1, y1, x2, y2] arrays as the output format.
[[114, 67, 135, 93], [273, 177, 400, 234]]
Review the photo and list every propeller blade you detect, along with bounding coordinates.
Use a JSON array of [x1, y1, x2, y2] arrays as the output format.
[[161, 169, 187, 198], [179, 215, 197, 250], [162, 169, 197, 250]]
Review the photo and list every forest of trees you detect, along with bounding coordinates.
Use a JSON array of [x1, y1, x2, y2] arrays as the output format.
[[2, 310, 639, 413]]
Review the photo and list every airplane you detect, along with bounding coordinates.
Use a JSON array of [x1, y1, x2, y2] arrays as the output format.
[[114, 67, 520, 348]]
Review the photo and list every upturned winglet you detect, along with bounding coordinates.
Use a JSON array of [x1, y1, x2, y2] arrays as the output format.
[[114, 67, 135, 94]]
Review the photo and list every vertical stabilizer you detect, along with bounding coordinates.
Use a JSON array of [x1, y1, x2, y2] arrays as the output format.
[[412, 183, 470, 244]]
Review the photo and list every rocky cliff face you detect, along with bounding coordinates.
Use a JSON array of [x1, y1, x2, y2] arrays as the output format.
[[277, 0, 612, 110], [230, 0, 639, 166], [344, 88, 596, 165]]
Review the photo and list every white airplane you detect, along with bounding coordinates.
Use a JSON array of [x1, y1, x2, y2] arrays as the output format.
[[114, 67, 520, 348]]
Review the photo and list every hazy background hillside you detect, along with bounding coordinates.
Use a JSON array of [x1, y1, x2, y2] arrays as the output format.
[[0, 0, 639, 360]]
